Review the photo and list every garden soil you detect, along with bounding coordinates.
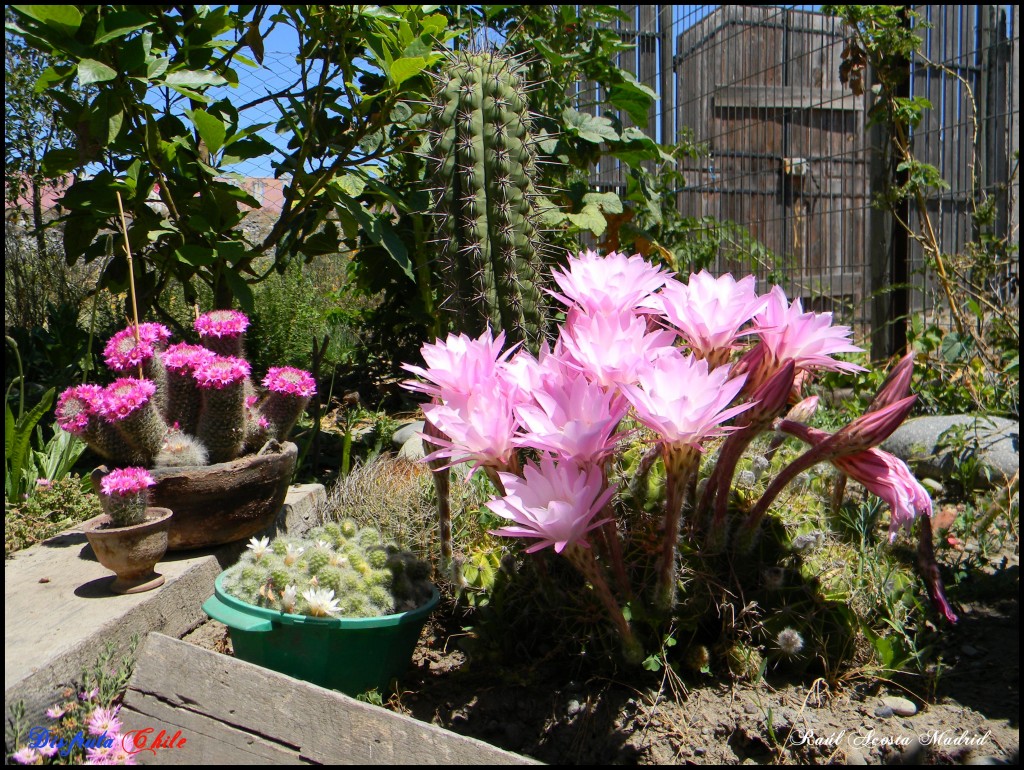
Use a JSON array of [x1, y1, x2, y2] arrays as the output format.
[[185, 528, 1018, 765]]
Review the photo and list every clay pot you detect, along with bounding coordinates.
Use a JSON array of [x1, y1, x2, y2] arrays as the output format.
[[84, 507, 173, 594], [91, 441, 298, 551]]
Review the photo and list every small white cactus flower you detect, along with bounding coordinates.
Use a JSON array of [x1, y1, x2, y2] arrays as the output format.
[[281, 585, 298, 614], [776, 627, 805, 657], [316, 539, 331, 549], [302, 587, 341, 617], [329, 552, 349, 568], [284, 543, 305, 566], [247, 536, 271, 561]]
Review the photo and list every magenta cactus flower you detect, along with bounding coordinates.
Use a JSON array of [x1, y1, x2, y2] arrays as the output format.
[[194, 309, 250, 356], [103, 328, 157, 372], [98, 467, 155, 527], [163, 342, 217, 373], [194, 309, 250, 338], [99, 378, 165, 461], [549, 249, 672, 315], [192, 356, 251, 389], [56, 384, 105, 434], [486, 456, 615, 553], [263, 367, 317, 398]]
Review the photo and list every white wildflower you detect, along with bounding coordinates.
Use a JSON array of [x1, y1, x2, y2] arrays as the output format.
[[247, 536, 271, 561], [302, 587, 341, 618]]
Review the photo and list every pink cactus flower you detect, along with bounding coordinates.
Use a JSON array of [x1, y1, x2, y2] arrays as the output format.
[[835, 447, 934, 542], [193, 356, 251, 389], [100, 378, 157, 421], [619, 350, 751, 447], [87, 705, 123, 737], [648, 271, 766, 365], [10, 747, 39, 765], [549, 249, 672, 315], [45, 704, 66, 720], [748, 285, 865, 381], [513, 369, 629, 465], [133, 322, 172, 347], [163, 343, 216, 373], [99, 467, 156, 498], [487, 456, 616, 553], [262, 367, 316, 398], [559, 307, 676, 389], [103, 328, 156, 372], [194, 309, 250, 338], [420, 383, 519, 471], [56, 384, 105, 434], [402, 328, 512, 401]]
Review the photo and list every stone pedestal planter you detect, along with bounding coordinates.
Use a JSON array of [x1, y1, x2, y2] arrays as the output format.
[[83, 507, 173, 594]]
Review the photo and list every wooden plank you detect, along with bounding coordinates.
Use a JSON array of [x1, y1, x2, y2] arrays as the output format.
[[712, 85, 863, 111], [122, 633, 538, 766]]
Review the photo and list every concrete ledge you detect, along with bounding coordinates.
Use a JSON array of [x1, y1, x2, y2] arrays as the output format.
[[3, 483, 326, 741], [121, 633, 538, 765]]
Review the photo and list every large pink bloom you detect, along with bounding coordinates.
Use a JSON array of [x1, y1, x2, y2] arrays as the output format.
[[100, 378, 157, 421], [649, 271, 766, 363], [487, 457, 616, 553], [514, 368, 629, 465], [103, 328, 156, 372], [99, 467, 156, 497], [751, 285, 865, 375], [549, 249, 673, 315], [559, 307, 676, 389], [619, 350, 751, 447], [402, 328, 512, 402], [420, 382, 520, 471], [194, 309, 249, 339]]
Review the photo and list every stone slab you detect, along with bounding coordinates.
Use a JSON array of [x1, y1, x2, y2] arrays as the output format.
[[3, 484, 325, 744], [392, 420, 425, 450], [121, 633, 539, 765], [881, 415, 1019, 488]]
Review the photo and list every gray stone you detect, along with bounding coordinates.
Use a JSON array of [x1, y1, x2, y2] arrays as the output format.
[[398, 433, 427, 462], [881, 415, 1018, 488], [392, 420, 425, 449], [845, 747, 869, 765], [880, 695, 918, 717]]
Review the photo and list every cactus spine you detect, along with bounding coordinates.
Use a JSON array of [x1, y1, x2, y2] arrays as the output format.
[[430, 51, 549, 350]]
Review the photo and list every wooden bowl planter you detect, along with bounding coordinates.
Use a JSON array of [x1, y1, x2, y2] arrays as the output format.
[[83, 507, 173, 594], [203, 572, 439, 696], [92, 441, 297, 551]]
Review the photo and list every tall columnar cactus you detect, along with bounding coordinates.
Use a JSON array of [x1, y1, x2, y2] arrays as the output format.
[[429, 51, 549, 350]]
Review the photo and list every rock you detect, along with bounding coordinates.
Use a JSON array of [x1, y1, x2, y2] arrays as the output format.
[[844, 747, 868, 765], [398, 433, 426, 462], [567, 699, 584, 717], [391, 420, 424, 449], [881, 415, 1019, 489], [874, 705, 895, 718], [880, 696, 918, 717]]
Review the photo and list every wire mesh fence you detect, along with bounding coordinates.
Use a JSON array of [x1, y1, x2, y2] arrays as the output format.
[[581, 4, 1019, 356]]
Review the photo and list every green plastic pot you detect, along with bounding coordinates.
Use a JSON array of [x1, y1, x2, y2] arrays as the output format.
[[203, 572, 439, 696]]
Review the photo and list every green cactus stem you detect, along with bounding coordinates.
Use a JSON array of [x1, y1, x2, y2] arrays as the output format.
[[429, 50, 550, 350]]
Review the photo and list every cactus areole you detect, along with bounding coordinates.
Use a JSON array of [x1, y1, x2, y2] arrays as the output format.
[[429, 51, 549, 350]]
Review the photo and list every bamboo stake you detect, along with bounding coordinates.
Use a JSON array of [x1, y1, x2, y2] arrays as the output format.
[[115, 190, 144, 378]]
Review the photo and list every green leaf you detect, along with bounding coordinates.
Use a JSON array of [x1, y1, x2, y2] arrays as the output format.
[[566, 203, 607, 235], [608, 84, 653, 127], [188, 109, 227, 156], [583, 191, 623, 214], [78, 59, 118, 85], [146, 57, 170, 79], [12, 5, 82, 36], [41, 148, 80, 177], [563, 109, 619, 144], [222, 269, 255, 314], [94, 10, 150, 44], [220, 136, 274, 165], [297, 221, 340, 258], [175, 245, 217, 267], [390, 56, 427, 85], [332, 174, 366, 198], [244, 21, 264, 65]]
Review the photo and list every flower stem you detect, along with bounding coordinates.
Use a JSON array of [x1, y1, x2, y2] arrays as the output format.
[[564, 543, 643, 665], [655, 443, 698, 612]]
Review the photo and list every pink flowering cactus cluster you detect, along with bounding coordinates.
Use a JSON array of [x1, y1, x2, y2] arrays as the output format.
[[56, 311, 315, 475], [402, 249, 956, 661]]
